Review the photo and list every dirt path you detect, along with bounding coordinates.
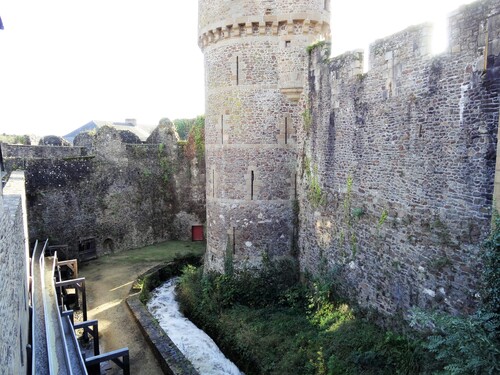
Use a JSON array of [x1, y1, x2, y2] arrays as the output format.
[[77, 241, 205, 375], [80, 261, 161, 374]]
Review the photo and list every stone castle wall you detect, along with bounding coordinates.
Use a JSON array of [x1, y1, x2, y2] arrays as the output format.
[[4, 124, 206, 259], [0, 172, 30, 374], [2, 144, 87, 159], [200, 0, 330, 271], [297, 0, 500, 316]]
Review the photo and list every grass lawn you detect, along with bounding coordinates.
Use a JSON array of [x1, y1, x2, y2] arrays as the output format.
[[90, 241, 205, 265]]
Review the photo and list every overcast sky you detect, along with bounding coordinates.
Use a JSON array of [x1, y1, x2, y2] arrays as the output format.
[[0, 0, 474, 137]]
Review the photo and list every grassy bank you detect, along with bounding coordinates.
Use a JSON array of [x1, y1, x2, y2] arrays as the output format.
[[137, 254, 202, 304], [88, 240, 205, 265], [176, 259, 430, 375], [176, 215, 500, 375]]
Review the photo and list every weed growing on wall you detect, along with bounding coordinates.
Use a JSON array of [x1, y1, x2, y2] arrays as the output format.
[[185, 116, 205, 161], [377, 208, 388, 233], [306, 40, 327, 55], [339, 174, 360, 258], [351, 207, 365, 219], [303, 155, 311, 178], [154, 143, 174, 184], [308, 165, 324, 207], [302, 107, 312, 133], [343, 174, 353, 224]]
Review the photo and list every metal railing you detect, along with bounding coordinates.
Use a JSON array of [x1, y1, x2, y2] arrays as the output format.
[[30, 240, 130, 374]]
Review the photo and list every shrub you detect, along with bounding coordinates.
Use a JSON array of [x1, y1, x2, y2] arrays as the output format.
[[410, 310, 499, 374], [177, 258, 425, 375], [482, 212, 500, 314]]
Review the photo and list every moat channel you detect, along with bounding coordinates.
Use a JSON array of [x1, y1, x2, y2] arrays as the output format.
[[147, 278, 243, 375]]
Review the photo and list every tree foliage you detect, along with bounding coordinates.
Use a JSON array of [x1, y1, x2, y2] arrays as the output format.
[[177, 259, 425, 375], [173, 118, 196, 140], [185, 115, 205, 161], [0, 133, 31, 145]]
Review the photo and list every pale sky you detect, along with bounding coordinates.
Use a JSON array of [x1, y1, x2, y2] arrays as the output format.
[[0, 0, 475, 137]]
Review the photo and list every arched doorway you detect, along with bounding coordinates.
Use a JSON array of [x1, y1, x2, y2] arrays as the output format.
[[103, 238, 115, 254]]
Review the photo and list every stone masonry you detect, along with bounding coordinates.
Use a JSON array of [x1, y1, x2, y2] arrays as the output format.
[[0, 171, 30, 374], [3, 122, 206, 260], [298, 0, 500, 316], [199, 0, 331, 271]]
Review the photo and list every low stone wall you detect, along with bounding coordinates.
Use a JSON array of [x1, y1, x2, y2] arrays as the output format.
[[0, 171, 30, 375], [127, 296, 198, 375], [126, 259, 202, 375], [2, 143, 87, 159]]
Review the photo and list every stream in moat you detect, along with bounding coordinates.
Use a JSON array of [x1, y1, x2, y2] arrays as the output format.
[[147, 278, 243, 375]]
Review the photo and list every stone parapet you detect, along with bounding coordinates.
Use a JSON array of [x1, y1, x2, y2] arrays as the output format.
[[0, 171, 30, 375], [2, 143, 87, 159]]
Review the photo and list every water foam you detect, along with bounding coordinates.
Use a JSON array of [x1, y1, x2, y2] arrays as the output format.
[[147, 278, 243, 375]]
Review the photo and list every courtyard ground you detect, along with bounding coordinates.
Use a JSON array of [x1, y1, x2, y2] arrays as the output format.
[[78, 241, 205, 374]]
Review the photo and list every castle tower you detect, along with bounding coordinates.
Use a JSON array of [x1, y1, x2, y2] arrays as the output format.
[[199, 0, 330, 271]]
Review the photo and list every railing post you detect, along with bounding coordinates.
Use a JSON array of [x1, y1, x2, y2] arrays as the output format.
[[82, 280, 87, 321], [93, 324, 99, 356], [82, 280, 88, 341], [123, 353, 130, 375]]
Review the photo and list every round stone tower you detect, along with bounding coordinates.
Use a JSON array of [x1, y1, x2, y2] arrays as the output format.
[[199, 0, 330, 272]]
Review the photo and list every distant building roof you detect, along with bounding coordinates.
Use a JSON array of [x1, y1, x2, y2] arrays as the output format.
[[63, 119, 155, 144]]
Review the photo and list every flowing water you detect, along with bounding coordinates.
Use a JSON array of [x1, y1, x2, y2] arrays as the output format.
[[147, 278, 243, 375]]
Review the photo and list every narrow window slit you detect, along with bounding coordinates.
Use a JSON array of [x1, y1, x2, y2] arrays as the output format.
[[232, 227, 236, 254], [221, 115, 224, 144], [294, 173, 297, 198], [285, 117, 288, 144], [236, 56, 239, 85], [251, 170, 254, 200]]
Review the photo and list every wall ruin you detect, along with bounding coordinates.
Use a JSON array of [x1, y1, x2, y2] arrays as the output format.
[[3, 122, 206, 260]]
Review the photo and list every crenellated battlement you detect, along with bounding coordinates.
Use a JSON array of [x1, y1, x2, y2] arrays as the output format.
[[327, 0, 500, 81], [300, 0, 500, 316], [200, 0, 331, 271], [198, 15, 330, 49]]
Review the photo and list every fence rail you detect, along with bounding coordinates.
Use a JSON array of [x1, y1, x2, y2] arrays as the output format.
[[30, 240, 130, 374]]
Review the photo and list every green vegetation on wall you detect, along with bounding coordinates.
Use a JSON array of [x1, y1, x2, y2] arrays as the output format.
[[302, 108, 312, 133], [308, 165, 324, 208], [306, 40, 328, 55], [185, 115, 205, 161], [303, 157, 324, 208], [157, 143, 172, 183]]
